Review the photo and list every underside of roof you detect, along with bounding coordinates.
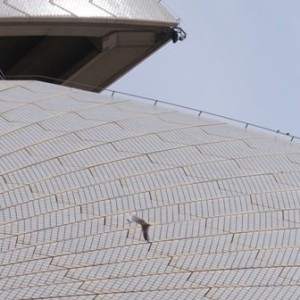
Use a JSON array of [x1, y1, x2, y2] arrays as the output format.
[[0, 0, 179, 92], [1, 80, 300, 299]]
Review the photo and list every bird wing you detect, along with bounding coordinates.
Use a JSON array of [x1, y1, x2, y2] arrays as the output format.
[[128, 215, 151, 242], [142, 224, 150, 242], [131, 215, 149, 226]]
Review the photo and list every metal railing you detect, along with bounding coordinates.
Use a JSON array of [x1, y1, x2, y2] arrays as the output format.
[[2, 74, 300, 143], [105, 89, 299, 143]]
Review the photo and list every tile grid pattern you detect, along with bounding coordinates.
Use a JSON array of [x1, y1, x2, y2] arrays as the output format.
[[0, 0, 176, 24], [0, 81, 300, 299]]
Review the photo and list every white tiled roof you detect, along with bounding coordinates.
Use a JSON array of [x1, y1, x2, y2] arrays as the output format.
[[0, 80, 300, 299], [0, 0, 177, 25]]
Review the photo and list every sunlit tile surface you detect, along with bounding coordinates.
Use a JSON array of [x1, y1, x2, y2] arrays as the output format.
[[2, 0, 176, 24], [0, 80, 300, 299]]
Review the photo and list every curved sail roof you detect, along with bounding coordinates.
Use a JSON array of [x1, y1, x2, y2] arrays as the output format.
[[0, 80, 300, 299], [0, 0, 179, 92], [0, 0, 177, 25]]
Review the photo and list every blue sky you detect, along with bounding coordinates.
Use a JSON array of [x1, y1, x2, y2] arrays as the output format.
[[111, 0, 300, 138]]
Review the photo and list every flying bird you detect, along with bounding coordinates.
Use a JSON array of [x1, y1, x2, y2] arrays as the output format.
[[127, 215, 150, 242]]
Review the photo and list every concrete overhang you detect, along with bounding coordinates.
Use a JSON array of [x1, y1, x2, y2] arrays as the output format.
[[0, 0, 180, 92]]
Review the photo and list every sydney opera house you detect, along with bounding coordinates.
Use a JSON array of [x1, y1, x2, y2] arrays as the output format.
[[0, 1, 300, 299]]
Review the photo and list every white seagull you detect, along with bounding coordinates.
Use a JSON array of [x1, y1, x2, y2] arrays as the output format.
[[127, 215, 150, 242]]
